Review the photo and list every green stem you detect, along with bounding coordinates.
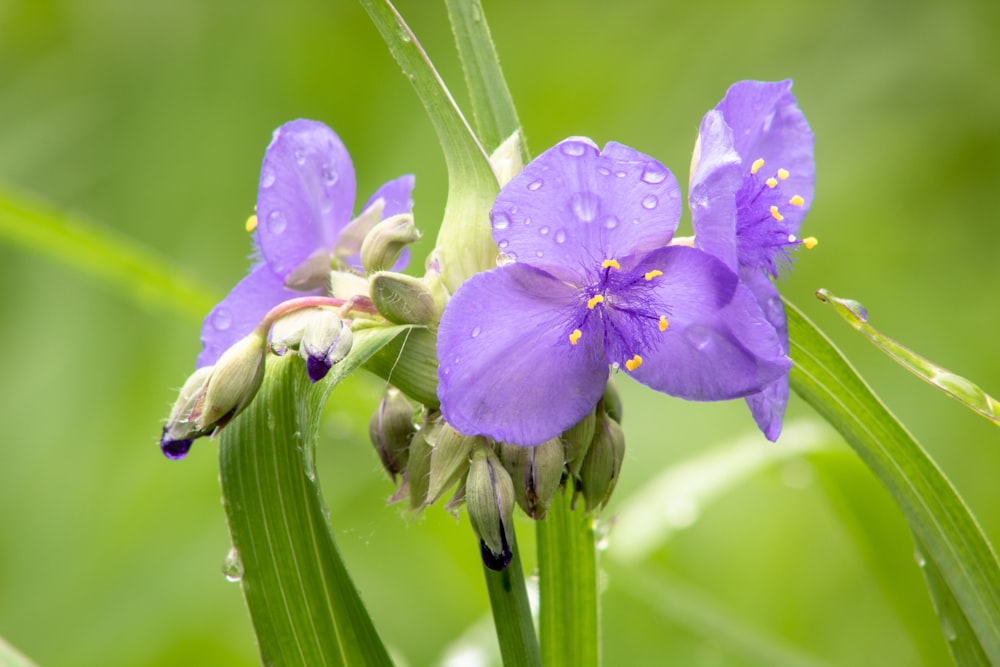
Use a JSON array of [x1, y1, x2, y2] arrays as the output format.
[[482, 527, 542, 667], [537, 488, 600, 667]]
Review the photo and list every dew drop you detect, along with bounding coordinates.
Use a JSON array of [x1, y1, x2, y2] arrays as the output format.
[[539, 226, 549, 235], [493, 214, 511, 230], [507, 251, 518, 260], [685, 325, 713, 351], [640, 162, 669, 184], [604, 216, 619, 229], [597, 167, 611, 176], [294, 149, 307, 165], [561, 141, 586, 157], [266, 210, 287, 235], [554, 229, 567, 244], [212, 308, 232, 331], [535, 250, 544, 257], [641, 194, 659, 210], [260, 166, 276, 188], [527, 179, 543, 191], [766, 295, 784, 322], [524, 217, 532, 226], [322, 165, 339, 185], [222, 547, 244, 583], [616, 171, 627, 178], [471, 326, 481, 338], [914, 549, 927, 568], [498, 239, 509, 249], [571, 192, 599, 222]]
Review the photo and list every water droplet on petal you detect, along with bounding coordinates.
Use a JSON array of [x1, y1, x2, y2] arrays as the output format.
[[604, 216, 619, 229], [524, 217, 532, 226], [471, 326, 481, 338], [294, 149, 307, 165], [571, 192, 599, 222], [539, 226, 549, 235], [685, 325, 713, 351], [597, 167, 611, 176], [535, 250, 544, 257], [507, 251, 518, 260], [766, 295, 785, 323], [213, 308, 232, 331], [528, 179, 543, 191], [616, 171, 627, 178], [493, 214, 510, 230], [267, 210, 287, 234], [322, 165, 339, 185], [641, 194, 659, 210], [631, 218, 640, 225], [260, 166, 276, 188], [561, 141, 586, 157], [498, 239, 509, 249], [222, 547, 244, 583], [640, 162, 669, 184], [554, 229, 567, 244]]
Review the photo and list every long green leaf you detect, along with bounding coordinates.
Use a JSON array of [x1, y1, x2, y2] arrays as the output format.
[[0, 186, 217, 321], [219, 326, 408, 667], [0, 636, 40, 667], [816, 288, 1000, 427], [358, 0, 499, 295], [786, 298, 1000, 662]]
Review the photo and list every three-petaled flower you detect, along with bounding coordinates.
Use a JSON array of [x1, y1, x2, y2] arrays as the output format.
[[438, 138, 791, 446], [197, 119, 414, 368], [689, 80, 815, 440]]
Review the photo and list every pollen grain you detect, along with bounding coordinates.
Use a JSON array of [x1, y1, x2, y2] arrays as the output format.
[[245, 214, 259, 233], [769, 205, 784, 222], [659, 316, 669, 332], [750, 158, 765, 175], [803, 236, 818, 250], [789, 195, 805, 207], [625, 354, 643, 372], [587, 294, 605, 309], [601, 258, 621, 270], [569, 329, 583, 345], [644, 269, 663, 281], [777, 168, 790, 180]]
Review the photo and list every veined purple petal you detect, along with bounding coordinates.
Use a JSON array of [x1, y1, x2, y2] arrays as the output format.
[[255, 120, 357, 278], [689, 110, 742, 271], [362, 174, 416, 271], [715, 80, 815, 232], [438, 263, 609, 446], [490, 138, 680, 280], [197, 264, 307, 368], [627, 246, 789, 400], [739, 269, 790, 440]]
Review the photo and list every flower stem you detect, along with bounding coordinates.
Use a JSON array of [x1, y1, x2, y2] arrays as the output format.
[[537, 487, 600, 667], [481, 527, 541, 667]]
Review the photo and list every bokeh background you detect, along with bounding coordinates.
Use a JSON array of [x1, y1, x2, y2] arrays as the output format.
[[2, 0, 999, 665]]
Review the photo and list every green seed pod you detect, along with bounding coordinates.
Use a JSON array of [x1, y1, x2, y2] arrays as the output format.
[[603, 380, 624, 424], [406, 423, 435, 510], [426, 422, 477, 505], [562, 409, 597, 478], [578, 411, 626, 512], [369, 271, 437, 325], [360, 213, 421, 273], [368, 388, 416, 482], [499, 437, 565, 520], [466, 443, 515, 570]]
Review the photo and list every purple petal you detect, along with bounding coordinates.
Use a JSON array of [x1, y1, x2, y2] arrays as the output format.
[[198, 264, 307, 368], [362, 174, 416, 271], [438, 263, 609, 446], [739, 269, 790, 441], [255, 120, 357, 278], [490, 138, 680, 281], [689, 110, 742, 271], [715, 80, 815, 231], [627, 246, 790, 400]]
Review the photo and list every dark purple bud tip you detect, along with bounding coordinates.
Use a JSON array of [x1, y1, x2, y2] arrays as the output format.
[[306, 355, 332, 383], [160, 428, 194, 460], [479, 540, 513, 571]]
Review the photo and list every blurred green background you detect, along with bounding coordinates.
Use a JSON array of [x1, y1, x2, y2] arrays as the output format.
[[1, 0, 999, 665]]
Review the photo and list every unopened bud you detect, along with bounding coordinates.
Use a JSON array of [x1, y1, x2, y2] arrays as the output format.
[[160, 365, 214, 459], [369, 271, 437, 325], [499, 437, 565, 519], [562, 410, 597, 478], [426, 422, 476, 504], [406, 424, 435, 510], [578, 411, 625, 512], [466, 443, 515, 571], [360, 213, 421, 273], [368, 388, 415, 482], [197, 332, 267, 431], [268, 310, 313, 355], [299, 310, 353, 382], [603, 380, 623, 424]]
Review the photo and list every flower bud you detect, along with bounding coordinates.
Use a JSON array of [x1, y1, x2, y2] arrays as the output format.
[[298, 309, 353, 382], [603, 380, 623, 424], [369, 271, 437, 325], [578, 411, 625, 512], [197, 332, 267, 432], [562, 409, 597, 478], [406, 424, 435, 510], [268, 310, 314, 355], [466, 443, 515, 571], [426, 422, 476, 504], [160, 365, 214, 460], [499, 437, 565, 519], [360, 213, 421, 273], [368, 387, 415, 482]]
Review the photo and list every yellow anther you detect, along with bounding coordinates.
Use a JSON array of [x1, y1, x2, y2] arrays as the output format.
[[587, 294, 605, 310], [803, 236, 818, 250], [601, 258, 621, 270], [750, 158, 765, 175], [245, 214, 259, 232], [644, 269, 663, 281], [658, 316, 669, 332], [789, 194, 805, 207], [625, 354, 643, 372], [569, 329, 582, 345], [777, 168, 790, 180], [766, 177, 778, 189], [770, 205, 784, 222]]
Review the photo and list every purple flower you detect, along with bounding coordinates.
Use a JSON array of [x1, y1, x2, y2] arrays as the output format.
[[689, 80, 815, 440], [437, 138, 791, 446], [197, 119, 414, 368]]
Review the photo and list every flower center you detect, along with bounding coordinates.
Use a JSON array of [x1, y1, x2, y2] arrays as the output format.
[[735, 158, 814, 277], [567, 258, 670, 373]]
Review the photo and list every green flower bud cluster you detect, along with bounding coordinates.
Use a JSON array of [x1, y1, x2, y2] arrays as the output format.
[[366, 380, 626, 570]]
